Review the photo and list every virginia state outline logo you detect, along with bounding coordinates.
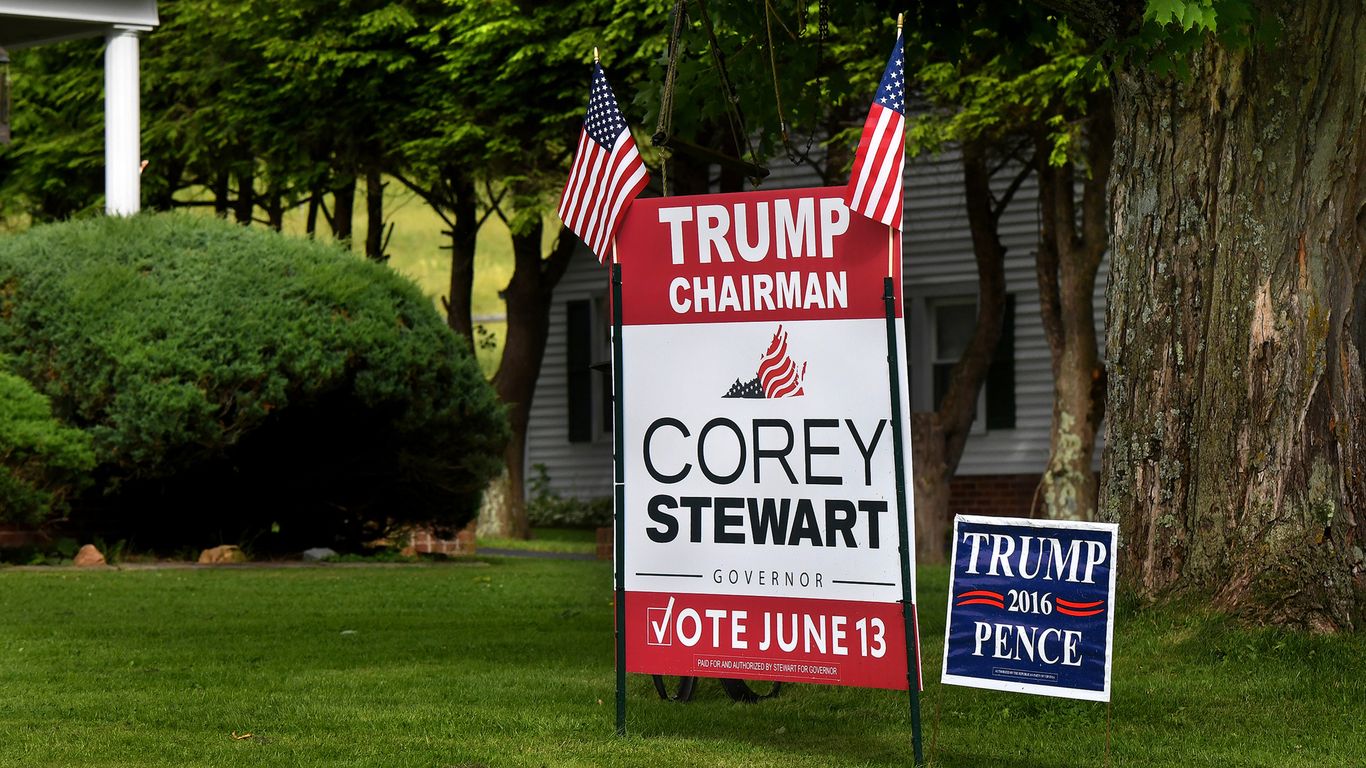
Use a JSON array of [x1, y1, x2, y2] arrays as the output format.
[[722, 325, 806, 399]]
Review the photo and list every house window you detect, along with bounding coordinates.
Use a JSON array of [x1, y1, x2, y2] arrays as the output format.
[[566, 296, 613, 443], [930, 298, 977, 411], [907, 290, 1015, 431]]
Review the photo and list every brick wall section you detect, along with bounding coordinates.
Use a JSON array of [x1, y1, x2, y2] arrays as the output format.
[[0, 526, 47, 549], [948, 474, 1041, 519], [407, 521, 477, 556]]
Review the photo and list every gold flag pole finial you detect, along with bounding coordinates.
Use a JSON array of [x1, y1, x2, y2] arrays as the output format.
[[897, 13, 904, 33], [594, 47, 600, 64]]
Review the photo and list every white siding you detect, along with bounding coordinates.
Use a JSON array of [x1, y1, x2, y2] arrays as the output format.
[[527, 148, 1108, 499], [524, 249, 616, 500]]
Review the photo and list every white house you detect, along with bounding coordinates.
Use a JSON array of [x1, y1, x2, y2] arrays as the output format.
[[0, 0, 159, 215], [527, 149, 1107, 520]]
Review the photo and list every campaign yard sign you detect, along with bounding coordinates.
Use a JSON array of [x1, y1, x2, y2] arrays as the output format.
[[941, 515, 1118, 702], [615, 186, 919, 691]]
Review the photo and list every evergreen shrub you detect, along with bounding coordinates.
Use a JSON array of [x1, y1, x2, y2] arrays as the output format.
[[0, 364, 95, 524], [0, 214, 507, 548]]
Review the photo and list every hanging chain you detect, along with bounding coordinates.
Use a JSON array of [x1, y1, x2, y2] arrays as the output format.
[[653, 0, 687, 197], [770, 0, 829, 166]]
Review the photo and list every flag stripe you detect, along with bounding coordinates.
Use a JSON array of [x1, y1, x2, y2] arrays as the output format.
[[861, 113, 902, 223], [850, 107, 893, 212], [558, 130, 593, 221], [557, 63, 650, 263], [844, 32, 905, 232], [593, 160, 648, 257], [583, 132, 642, 255]]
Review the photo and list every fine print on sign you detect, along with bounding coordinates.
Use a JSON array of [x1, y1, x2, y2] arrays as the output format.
[[941, 515, 1118, 702], [616, 186, 919, 691]]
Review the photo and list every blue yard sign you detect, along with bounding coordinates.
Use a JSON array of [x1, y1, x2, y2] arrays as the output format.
[[941, 515, 1118, 702]]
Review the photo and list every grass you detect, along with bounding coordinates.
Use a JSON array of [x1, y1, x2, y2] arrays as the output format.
[[0, 560, 1361, 767], [481, 527, 598, 555]]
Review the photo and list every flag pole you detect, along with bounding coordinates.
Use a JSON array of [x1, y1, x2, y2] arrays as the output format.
[[884, 15, 923, 767], [612, 239, 627, 737]]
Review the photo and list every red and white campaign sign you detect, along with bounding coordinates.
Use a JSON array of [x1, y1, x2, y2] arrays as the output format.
[[617, 186, 920, 690]]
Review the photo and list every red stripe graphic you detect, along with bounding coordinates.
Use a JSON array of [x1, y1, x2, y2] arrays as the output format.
[[757, 326, 805, 398], [956, 598, 1005, 608], [956, 590, 1004, 601], [1056, 607, 1105, 617], [1055, 598, 1104, 609]]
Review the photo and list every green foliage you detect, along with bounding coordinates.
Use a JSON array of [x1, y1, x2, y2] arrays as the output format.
[[525, 464, 613, 529], [0, 213, 508, 547], [1131, 0, 1271, 79], [0, 362, 95, 525], [0, 40, 105, 221]]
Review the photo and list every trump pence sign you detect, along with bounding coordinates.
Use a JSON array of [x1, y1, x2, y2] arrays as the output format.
[[941, 515, 1118, 701], [616, 186, 919, 690]]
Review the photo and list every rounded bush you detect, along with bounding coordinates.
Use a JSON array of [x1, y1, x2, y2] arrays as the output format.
[[0, 213, 507, 548], [0, 364, 96, 525]]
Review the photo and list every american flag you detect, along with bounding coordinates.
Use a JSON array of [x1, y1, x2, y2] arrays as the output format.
[[558, 63, 649, 263], [845, 31, 905, 230]]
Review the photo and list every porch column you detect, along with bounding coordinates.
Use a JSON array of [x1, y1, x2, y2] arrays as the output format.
[[104, 27, 140, 216]]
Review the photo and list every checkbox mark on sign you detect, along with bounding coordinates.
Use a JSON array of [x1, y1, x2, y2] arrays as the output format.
[[647, 597, 675, 646]]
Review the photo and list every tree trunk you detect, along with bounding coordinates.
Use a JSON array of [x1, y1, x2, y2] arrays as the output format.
[[212, 170, 230, 218], [233, 166, 253, 225], [365, 167, 386, 261], [1103, 3, 1366, 630], [446, 172, 478, 348], [481, 222, 577, 539], [1034, 94, 1113, 520], [264, 188, 285, 231], [910, 139, 1011, 558], [305, 190, 321, 238], [912, 412, 950, 564], [331, 175, 355, 244]]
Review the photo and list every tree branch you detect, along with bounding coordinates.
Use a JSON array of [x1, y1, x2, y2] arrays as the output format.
[[390, 169, 456, 230], [1028, 0, 1135, 38]]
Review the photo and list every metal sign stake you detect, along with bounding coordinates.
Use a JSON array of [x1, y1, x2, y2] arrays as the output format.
[[883, 272, 924, 767]]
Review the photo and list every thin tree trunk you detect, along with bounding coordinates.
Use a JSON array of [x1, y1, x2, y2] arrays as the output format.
[[1034, 93, 1113, 520], [264, 187, 285, 231], [912, 412, 950, 564], [212, 170, 230, 218], [331, 175, 355, 244], [447, 173, 477, 348], [305, 190, 321, 237], [482, 222, 577, 539], [1103, 3, 1366, 630], [233, 166, 254, 225], [365, 167, 386, 261]]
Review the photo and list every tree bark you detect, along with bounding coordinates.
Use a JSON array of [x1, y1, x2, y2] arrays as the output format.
[[305, 190, 321, 237], [481, 221, 577, 539], [331, 174, 355, 244], [1103, 3, 1366, 630], [1034, 93, 1113, 520], [912, 412, 950, 564], [365, 167, 386, 261], [212, 170, 230, 218], [446, 172, 478, 348], [233, 166, 253, 225]]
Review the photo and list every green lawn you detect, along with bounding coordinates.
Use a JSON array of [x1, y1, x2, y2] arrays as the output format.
[[481, 527, 598, 555], [0, 560, 1361, 767]]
